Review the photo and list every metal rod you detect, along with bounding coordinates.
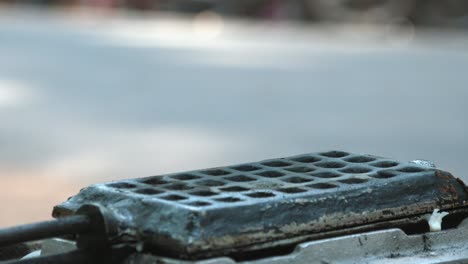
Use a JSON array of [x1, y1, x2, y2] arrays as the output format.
[[0, 216, 91, 248]]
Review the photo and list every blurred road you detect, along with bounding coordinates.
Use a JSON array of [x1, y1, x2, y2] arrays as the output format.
[[0, 7, 467, 226]]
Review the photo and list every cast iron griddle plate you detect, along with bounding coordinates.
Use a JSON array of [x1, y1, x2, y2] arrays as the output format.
[[53, 151, 468, 258]]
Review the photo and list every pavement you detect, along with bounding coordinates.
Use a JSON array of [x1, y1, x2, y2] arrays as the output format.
[[0, 6, 467, 227]]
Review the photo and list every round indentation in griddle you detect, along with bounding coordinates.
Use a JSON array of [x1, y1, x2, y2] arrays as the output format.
[[185, 201, 212, 207], [159, 194, 188, 201], [215, 197, 243, 203], [197, 180, 226, 187], [284, 166, 315, 173], [219, 186, 250, 192], [140, 177, 169, 186], [398, 166, 426, 173], [200, 169, 231, 176], [225, 175, 256, 182], [231, 165, 261, 172], [291, 155, 321, 163], [315, 161, 347, 169], [276, 187, 308, 193], [310, 171, 342, 178], [344, 156, 376, 163], [319, 151, 350, 158], [256, 171, 284, 178], [371, 170, 399, 179], [281, 176, 312, 184], [170, 174, 201, 180], [370, 161, 399, 168], [261, 160, 292, 167], [307, 182, 339, 189], [134, 188, 164, 195], [340, 166, 373, 174], [190, 190, 219, 197], [245, 192, 276, 198]]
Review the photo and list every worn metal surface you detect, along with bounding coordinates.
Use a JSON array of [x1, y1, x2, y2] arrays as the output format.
[[53, 151, 468, 259], [0, 242, 40, 261], [121, 217, 468, 264]]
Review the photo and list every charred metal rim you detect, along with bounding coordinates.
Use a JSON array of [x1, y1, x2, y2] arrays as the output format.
[[169, 206, 468, 261]]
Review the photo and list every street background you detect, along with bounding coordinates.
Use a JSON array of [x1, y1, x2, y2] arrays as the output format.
[[0, 1, 467, 227]]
